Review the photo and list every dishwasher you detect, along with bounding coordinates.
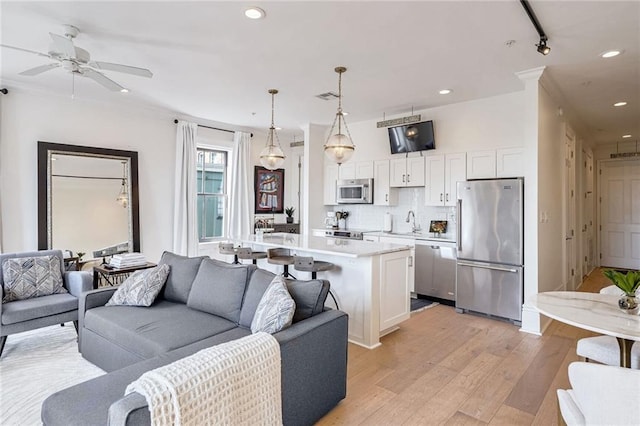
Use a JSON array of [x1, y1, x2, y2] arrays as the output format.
[[415, 240, 457, 304]]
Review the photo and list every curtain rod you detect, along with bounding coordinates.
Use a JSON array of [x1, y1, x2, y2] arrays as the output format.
[[52, 174, 121, 180], [173, 119, 253, 138]]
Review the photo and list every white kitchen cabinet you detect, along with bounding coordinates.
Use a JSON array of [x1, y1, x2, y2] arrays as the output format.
[[356, 161, 374, 179], [373, 160, 398, 206], [380, 236, 415, 293], [466, 150, 496, 179], [496, 147, 524, 178], [323, 164, 339, 205], [338, 162, 356, 180], [390, 156, 425, 187], [425, 153, 466, 206], [379, 250, 411, 332]]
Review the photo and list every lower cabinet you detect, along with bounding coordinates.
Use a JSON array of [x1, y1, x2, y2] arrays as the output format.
[[414, 241, 456, 302], [379, 250, 411, 332]]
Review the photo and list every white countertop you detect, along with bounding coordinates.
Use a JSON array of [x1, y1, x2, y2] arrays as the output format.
[[364, 231, 456, 243], [239, 233, 412, 258]]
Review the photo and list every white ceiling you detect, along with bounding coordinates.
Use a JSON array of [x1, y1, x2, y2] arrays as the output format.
[[1, 1, 638, 146]]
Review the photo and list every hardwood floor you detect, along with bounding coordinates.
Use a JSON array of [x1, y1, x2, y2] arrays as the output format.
[[318, 269, 610, 425]]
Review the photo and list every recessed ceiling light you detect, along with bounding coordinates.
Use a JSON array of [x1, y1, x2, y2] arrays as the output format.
[[601, 50, 621, 58], [439, 89, 452, 95], [614, 101, 627, 107], [120, 88, 129, 93], [623, 134, 632, 138], [244, 7, 265, 19]]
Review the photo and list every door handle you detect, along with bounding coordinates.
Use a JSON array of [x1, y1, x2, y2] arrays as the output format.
[[456, 198, 462, 251], [440, 193, 443, 202], [407, 174, 410, 183], [457, 261, 518, 273], [385, 194, 388, 202], [402, 174, 406, 183], [446, 193, 449, 202]]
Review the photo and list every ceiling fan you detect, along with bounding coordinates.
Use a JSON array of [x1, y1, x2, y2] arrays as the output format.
[[1, 24, 153, 92]]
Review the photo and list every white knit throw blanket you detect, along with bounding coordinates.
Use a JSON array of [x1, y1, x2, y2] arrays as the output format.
[[125, 332, 282, 426]]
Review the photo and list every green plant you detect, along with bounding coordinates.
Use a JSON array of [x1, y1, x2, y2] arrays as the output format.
[[285, 206, 295, 217], [603, 269, 640, 296], [76, 252, 86, 261]]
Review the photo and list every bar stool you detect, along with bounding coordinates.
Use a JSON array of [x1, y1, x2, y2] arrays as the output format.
[[218, 242, 239, 264], [267, 248, 296, 278], [293, 256, 340, 310], [236, 247, 268, 265]]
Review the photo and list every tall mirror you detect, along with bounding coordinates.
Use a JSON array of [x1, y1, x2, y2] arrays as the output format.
[[38, 142, 140, 259]]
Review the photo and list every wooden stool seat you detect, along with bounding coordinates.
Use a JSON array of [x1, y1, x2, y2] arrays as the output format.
[[267, 248, 296, 278], [293, 256, 339, 309], [236, 247, 268, 264], [218, 242, 239, 264]]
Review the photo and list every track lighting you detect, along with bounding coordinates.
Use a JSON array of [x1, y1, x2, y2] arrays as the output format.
[[537, 37, 551, 55]]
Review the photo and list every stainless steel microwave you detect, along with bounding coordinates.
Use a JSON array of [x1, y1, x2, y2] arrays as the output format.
[[336, 178, 373, 204]]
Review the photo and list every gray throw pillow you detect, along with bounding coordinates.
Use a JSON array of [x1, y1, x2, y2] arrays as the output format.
[[2, 255, 66, 303], [251, 275, 296, 334], [106, 264, 170, 307]]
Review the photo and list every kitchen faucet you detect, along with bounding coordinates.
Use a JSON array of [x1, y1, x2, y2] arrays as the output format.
[[405, 210, 421, 233]]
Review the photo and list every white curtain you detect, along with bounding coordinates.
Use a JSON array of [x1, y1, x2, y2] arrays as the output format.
[[228, 131, 252, 239], [173, 121, 198, 256]]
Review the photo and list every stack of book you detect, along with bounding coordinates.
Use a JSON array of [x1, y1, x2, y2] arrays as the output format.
[[109, 253, 147, 268]]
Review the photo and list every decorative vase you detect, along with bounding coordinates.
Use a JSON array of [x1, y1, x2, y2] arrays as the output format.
[[618, 294, 640, 315], [286, 217, 293, 224]]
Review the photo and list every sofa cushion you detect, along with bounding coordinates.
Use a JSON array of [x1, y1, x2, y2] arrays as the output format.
[[239, 269, 331, 328], [0, 250, 65, 288], [83, 300, 237, 359], [186, 258, 255, 323], [106, 264, 170, 307], [158, 252, 206, 304], [2, 255, 66, 303], [1, 293, 78, 325], [251, 275, 295, 333]]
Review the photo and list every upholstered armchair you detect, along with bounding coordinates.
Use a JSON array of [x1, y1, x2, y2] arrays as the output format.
[[557, 362, 640, 425], [0, 249, 93, 357]]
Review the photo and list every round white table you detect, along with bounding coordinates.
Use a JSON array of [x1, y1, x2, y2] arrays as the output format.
[[529, 291, 640, 368]]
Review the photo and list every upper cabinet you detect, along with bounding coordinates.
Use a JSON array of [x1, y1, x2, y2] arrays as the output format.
[[467, 150, 496, 179], [496, 148, 524, 178], [323, 164, 339, 205], [374, 160, 398, 206], [390, 157, 425, 187], [425, 153, 466, 206]]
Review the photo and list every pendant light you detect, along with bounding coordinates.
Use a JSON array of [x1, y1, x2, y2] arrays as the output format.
[[324, 66, 355, 165], [116, 161, 129, 208], [259, 89, 285, 170]]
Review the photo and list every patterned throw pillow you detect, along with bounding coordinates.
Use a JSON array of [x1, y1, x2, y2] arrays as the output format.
[[251, 274, 296, 334], [106, 264, 170, 307], [2, 255, 67, 303]]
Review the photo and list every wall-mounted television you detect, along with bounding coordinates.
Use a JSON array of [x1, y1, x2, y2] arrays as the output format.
[[388, 120, 435, 154]]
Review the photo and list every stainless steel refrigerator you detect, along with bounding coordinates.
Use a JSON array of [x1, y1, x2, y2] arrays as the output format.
[[455, 178, 524, 324]]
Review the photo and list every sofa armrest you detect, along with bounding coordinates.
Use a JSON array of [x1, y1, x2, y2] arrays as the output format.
[[108, 393, 149, 426], [78, 287, 118, 348], [274, 309, 348, 426], [64, 271, 93, 297]]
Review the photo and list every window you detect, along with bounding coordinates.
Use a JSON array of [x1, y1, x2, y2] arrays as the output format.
[[196, 148, 227, 241]]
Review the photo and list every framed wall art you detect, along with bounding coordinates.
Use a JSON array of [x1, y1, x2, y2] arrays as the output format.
[[254, 166, 285, 214]]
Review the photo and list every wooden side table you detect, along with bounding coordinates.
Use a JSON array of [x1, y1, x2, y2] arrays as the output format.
[[92, 262, 157, 289]]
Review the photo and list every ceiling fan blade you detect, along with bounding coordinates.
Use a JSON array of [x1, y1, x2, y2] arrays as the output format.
[[1, 44, 50, 57], [90, 61, 153, 78], [49, 33, 76, 58], [82, 69, 125, 91], [19, 63, 60, 76]]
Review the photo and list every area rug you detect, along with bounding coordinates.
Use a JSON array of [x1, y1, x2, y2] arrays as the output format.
[[410, 298, 438, 313], [0, 323, 105, 426]]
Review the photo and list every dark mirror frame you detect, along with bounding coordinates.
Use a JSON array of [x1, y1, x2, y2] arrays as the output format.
[[37, 141, 141, 252]]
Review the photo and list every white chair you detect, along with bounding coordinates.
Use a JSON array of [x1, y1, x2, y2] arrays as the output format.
[[557, 362, 640, 425], [576, 285, 640, 369]]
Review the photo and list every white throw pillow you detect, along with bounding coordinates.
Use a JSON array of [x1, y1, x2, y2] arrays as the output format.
[[106, 264, 170, 307], [251, 274, 296, 334]]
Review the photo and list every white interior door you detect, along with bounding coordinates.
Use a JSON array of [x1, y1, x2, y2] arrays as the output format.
[[600, 159, 640, 269]]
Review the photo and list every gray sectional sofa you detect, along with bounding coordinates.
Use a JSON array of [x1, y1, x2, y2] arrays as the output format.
[[41, 252, 348, 426]]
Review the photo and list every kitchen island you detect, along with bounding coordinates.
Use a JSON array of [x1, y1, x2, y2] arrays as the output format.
[[237, 233, 413, 349]]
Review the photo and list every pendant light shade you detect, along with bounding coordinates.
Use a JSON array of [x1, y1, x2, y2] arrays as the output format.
[[116, 161, 129, 208], [324, 66, 355, 165], [259, 89, 285, 170]]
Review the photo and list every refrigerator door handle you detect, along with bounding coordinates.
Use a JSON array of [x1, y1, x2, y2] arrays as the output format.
[[456, 198, 462, 251], [457, 261, 518, 274]]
